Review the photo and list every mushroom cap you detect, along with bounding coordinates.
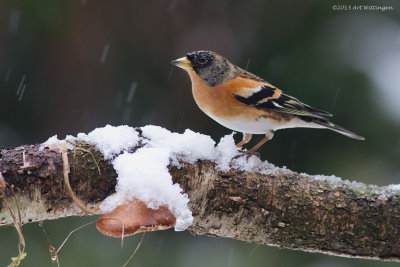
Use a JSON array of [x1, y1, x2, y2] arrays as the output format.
[[96, 199, 176, 237]]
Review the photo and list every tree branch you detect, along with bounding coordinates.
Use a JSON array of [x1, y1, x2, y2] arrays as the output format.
[[1, 129, 399, 262]]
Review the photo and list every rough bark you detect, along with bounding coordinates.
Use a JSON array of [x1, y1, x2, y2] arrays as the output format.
[[1, 135, 400, 262]]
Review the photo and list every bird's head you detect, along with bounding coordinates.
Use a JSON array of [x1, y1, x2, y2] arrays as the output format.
[[171, 50, 237, 87]]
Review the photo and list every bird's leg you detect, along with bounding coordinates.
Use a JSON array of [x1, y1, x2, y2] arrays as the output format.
[[236, 133, 252, 148], [246, 131, 274, 156]]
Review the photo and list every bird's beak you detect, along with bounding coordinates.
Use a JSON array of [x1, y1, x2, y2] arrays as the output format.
[[171, 56, 193, 70]]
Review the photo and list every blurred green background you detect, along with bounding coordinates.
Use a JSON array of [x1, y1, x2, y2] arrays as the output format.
[[1, 0, 400, 266]]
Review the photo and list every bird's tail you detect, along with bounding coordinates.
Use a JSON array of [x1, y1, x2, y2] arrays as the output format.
[[312, 119, 365, 140]]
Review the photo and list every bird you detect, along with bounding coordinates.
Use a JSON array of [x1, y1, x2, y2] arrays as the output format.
[[171, 50, 364, 154]]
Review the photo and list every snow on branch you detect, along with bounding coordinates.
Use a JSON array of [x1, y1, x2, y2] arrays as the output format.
[[1, 125, 400, 262]]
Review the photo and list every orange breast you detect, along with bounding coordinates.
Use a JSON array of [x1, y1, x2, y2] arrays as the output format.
[[187, 71, 267, 120]]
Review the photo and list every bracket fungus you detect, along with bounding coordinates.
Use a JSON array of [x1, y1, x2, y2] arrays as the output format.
[[96, 199, 176, 237]]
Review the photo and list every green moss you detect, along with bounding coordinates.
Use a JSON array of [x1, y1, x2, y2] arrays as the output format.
[[169, 166, 188, 178], [325, 204, 334, 211], [294, 191, 309, 206]]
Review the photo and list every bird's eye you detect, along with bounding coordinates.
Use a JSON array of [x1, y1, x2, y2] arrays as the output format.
[[198, 58, 208, 64]]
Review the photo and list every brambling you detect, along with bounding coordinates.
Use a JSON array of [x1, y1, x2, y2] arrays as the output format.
[[171, 50, 364, 154]]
